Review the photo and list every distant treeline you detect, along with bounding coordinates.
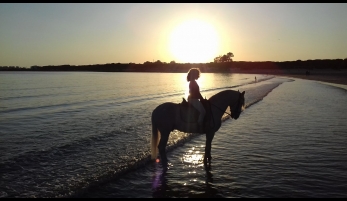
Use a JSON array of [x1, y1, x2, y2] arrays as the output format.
[[1, 59, 346, 73]]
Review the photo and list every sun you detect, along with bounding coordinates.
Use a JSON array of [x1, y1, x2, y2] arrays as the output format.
[[169, 19, 220, 63]]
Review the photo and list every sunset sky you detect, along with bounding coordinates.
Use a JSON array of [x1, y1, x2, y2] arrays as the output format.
[[1, 3, 347, 67]]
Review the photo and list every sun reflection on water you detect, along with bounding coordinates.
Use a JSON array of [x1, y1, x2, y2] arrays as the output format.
[[182, 146, 204, 165]]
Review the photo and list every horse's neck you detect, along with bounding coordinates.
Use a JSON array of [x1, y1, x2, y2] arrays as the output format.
[[209, 90, 235, 118]]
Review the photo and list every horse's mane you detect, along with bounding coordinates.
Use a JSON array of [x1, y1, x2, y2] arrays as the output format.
[[180, 90, 238, 105]]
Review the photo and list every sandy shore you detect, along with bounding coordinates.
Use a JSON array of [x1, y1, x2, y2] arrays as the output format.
[[276, 74, 347, 86], [238, 69, 347, 86], [274, 75, 347, 91]]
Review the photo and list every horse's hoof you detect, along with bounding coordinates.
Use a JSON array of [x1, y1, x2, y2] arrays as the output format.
[[161, 160, 169, 170], [203, 157, 211, 165], [162, 165, 168, 173], [204, 155, 212, 162]]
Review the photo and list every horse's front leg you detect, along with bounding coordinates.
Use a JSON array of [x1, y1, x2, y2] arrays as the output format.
[[204, 132, 215, 164]]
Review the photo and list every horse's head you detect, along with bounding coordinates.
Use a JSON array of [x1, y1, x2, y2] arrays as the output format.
[[230, 90, 245, 120]]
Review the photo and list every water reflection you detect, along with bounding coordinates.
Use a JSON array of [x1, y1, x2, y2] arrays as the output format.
[[151, 145, 221, 198], [151, 166, 170, 198], [182, 146, 204, 165], [202, 164, 220, 198]]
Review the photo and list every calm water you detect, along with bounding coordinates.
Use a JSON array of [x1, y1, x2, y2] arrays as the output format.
[[0, 72, 346, 198]]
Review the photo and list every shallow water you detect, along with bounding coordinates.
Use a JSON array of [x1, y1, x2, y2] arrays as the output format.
[[83, 78, 347, 198], [0, 72, 346, 198]]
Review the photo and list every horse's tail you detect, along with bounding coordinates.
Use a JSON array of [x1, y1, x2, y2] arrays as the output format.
[[151, 121, 160, 160]]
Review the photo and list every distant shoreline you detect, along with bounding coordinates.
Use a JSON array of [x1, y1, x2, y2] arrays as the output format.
[[1, 67, 346, 86], [1, 59, 346, 73]]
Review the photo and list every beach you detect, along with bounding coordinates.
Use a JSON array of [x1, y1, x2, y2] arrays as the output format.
[[272, 70, 347, 90], [1, 72, 346, 198], [253, 69, 347, 86], [277, 74, 347, 86]]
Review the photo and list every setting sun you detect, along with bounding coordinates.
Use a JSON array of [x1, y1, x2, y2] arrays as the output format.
[[169, 19, 220, 63]]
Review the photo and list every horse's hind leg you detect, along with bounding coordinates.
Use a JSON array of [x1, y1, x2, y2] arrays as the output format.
[[158, 130, 169, 169]]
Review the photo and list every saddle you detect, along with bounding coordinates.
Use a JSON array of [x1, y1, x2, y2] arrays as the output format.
[[179, 97, 212, 131]]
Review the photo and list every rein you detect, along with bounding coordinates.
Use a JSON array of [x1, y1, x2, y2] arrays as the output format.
[[210, 102, 233, 117]]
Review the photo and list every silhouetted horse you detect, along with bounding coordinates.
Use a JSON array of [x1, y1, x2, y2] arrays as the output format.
[[151, 89, 245, 169]]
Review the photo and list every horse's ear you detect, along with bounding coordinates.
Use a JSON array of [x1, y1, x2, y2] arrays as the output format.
[[242, 91, 245, 95]]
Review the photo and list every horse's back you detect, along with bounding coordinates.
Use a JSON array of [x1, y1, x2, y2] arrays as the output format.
[[152, 102, 177, 115], [152, 102, 178, 131]]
